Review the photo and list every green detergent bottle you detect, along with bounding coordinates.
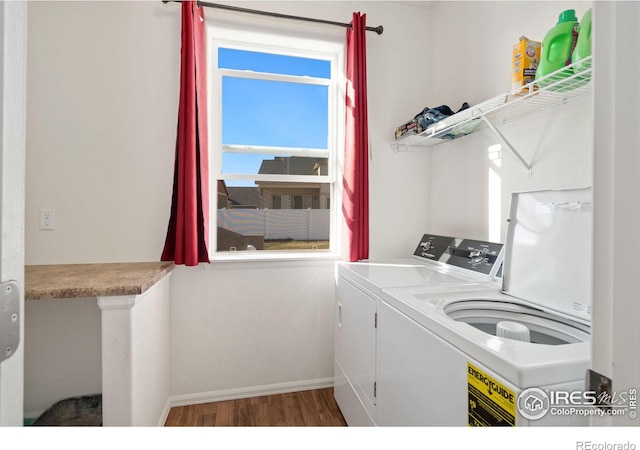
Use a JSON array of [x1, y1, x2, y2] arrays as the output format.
[[535, 9, 579, 90], [572, 8, 592, 73]]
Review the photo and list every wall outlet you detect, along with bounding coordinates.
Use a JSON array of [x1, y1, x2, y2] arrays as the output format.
[[40, 209, 55, 230]]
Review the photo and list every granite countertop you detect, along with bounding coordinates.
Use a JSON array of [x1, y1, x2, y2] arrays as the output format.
[[25, 262, 175, 300]]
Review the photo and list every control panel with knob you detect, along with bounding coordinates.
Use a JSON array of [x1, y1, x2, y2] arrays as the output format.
[[413, 234, 503, 275]]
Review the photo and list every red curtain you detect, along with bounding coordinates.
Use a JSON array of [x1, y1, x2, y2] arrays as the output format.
[[161, 0, 210, 266], [342, 12, 369, 262]]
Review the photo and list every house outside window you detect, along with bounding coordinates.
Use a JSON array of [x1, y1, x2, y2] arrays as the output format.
[[207, 25, 344, 257]]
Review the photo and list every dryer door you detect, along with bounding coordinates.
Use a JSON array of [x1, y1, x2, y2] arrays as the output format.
[[335, 275, 377, 421]]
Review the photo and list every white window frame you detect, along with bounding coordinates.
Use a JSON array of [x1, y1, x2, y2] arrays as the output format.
[[206, 24, 345, 261]]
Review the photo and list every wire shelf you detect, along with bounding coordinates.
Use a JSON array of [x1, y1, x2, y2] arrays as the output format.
[[393, 55, 593, 151]]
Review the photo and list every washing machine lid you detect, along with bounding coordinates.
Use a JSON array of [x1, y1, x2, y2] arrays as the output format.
[[502, 187, 592, 323]]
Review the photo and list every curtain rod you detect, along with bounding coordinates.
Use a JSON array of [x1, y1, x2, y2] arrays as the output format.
[[161, 0, 384, 35]]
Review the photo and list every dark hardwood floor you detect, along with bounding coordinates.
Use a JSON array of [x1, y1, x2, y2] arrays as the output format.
[[164, 388, 347, 426]]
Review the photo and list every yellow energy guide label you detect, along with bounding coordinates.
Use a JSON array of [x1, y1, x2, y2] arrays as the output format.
[[468, 362, 516, 426]]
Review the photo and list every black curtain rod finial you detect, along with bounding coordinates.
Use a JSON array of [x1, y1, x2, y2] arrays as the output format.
[[162, 0, 383, 35]]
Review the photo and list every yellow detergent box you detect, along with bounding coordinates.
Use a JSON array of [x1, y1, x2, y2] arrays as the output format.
[[512, 36, 541, 92]]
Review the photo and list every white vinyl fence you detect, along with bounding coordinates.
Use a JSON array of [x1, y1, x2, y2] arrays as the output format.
[[218, 209, 330, 240]]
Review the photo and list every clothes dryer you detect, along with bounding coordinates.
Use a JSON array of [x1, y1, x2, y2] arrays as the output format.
[[335, 234, 504, 426], [379, 187, 593, 426]]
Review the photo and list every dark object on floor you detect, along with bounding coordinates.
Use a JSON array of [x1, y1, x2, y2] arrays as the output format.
[[32, 394, 102, 426]]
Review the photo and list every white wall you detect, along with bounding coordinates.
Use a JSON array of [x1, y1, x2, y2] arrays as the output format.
[[427, 98, 592, 242], [25, 1, 432, 264], [24, 298, 102, 418], [428, 2, 590, 108], [25, 1, 432, 408], [170, 261, 336, 402], [426, 1, 593, 242], [26, 1, 179, 265]]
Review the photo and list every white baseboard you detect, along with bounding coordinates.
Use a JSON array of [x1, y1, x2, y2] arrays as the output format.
[[169, 377, 335, 408], [156, 397, 173, 427]]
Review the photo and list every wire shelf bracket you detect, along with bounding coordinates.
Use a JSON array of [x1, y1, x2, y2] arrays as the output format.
[[391, 55, 593, 176], [479, 112, 532, 176]]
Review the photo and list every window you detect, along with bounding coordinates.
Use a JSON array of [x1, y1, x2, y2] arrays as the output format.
[[208, 26, 344, 256], [272, 194, 312, 210]]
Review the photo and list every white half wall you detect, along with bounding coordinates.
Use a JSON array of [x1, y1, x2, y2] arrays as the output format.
[[97, 272, 172, 426], [169, 261, 336, 401]]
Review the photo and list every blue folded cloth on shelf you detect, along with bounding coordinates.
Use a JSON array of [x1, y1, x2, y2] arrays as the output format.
[[413, 102, 470, 130]]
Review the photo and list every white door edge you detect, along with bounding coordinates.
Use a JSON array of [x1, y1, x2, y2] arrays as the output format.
[[0, 0, 26, 427]]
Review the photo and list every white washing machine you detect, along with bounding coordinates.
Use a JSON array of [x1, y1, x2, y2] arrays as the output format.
[[379, 187, 592, 426], [334, 234, 505, 426]]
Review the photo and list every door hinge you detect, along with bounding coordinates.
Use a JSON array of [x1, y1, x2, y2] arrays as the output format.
[[374, 381, 377, 398], [0, 281, 20, 364], [374, 312, 377, 328]]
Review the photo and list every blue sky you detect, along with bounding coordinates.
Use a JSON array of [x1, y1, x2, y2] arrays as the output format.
[[219, 48, 330, 185]]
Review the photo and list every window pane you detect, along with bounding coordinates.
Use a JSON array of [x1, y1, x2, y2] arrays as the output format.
[[222, 154, 328, 176], [222, 77, 328, 149], [219, 48, 331, 79], [217, 180, 331, 252]]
